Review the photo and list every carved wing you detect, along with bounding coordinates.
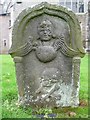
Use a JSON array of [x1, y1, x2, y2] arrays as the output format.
[[60, 41, 79, 57], [9, 36, 33, 57], [53, 36, 79, 57]]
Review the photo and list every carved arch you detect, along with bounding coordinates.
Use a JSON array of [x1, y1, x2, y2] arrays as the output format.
[[9, 2, 85, 57]]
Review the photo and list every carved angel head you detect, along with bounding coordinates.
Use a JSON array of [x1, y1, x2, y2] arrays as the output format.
[[37, 20, 53, 41]]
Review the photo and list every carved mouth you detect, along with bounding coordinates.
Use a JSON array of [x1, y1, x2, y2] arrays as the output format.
[[35, 46, 57, 62], [41, 35, 51, 41]]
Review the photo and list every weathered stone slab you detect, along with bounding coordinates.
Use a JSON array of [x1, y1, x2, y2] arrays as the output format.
[[9, 2, 85, 108]]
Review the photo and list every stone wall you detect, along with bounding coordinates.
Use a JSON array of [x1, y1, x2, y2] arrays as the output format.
[[76, 13, 88, 48]]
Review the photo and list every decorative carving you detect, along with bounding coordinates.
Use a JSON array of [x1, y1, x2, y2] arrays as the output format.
[[10, 20, 80, 61], [10, 36, 33, 57], [9, 2, 85, 107], [25, 68, 61, 103], [37, 20, 53, 41], [35, 46, 57, 62], [36, 68, 61, 101], [9, 2, 85, 58]]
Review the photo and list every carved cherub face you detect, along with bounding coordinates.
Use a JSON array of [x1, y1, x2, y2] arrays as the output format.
[[38, 20, 52, 41]]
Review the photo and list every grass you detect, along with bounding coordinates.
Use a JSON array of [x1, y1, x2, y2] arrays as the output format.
[[1, 55, 18, 102], [0, 54, 89, 118]]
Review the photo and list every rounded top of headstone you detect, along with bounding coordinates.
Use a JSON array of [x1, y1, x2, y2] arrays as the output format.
[[9, 2, 85, 58]]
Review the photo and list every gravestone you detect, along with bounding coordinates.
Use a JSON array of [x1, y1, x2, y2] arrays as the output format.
[[9, 2, 85, 108]]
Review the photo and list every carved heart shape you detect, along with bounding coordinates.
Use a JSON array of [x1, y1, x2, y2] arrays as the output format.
[[36, 46, 57, 62]]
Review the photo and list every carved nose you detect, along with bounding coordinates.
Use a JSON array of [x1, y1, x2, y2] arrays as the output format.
[[44, 30, 47, 34]]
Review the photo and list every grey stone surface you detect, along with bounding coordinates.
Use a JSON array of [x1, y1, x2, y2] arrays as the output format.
[[87, 1, 90, 52], [9, 2, 85, 108]]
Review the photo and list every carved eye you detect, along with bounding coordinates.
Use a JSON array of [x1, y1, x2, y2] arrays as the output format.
[[48, 96, 51, 98]]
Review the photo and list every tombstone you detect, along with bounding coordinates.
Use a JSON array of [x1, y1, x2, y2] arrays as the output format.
[[9, 2, 85, 108]]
